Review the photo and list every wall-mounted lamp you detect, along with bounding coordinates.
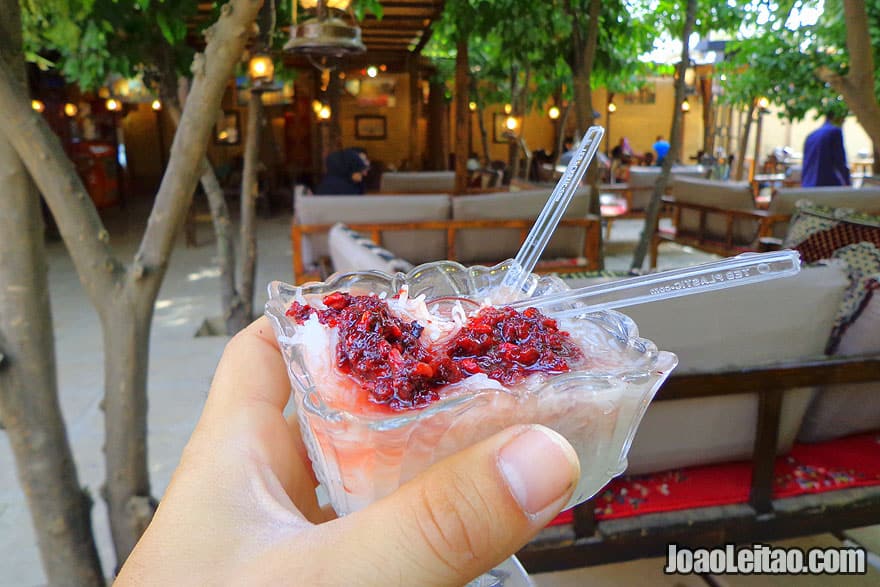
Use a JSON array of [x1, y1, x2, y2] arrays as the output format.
[[31, 99, 45, 113], [63, 102, 78, 117], [248, 51, 276, 91], [151, 99, 162, 111], [757, 96, 770, 112], [317, 104, 332, 120], [681, 98, 691, 113], [548, 105, 561, 120], [504, 115, 519, 131], [468, 101, 477, 112], [607, 102, 617, 114]]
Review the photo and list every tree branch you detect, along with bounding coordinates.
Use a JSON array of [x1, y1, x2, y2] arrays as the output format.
[[134, 0, 263, 294], [0, 60, 121, 305]]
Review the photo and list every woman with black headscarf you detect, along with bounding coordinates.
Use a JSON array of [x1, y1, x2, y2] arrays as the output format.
[[315, 148, 369, 195]]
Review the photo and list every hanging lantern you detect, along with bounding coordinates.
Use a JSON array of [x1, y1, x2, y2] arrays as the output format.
[[151, 99, 162, 111], [468, 101, 477, 112], [548, 106, 561, 120], [63, 102, 79, 117], [285, 0, 365, 60], [680, 98, 690, 113], [607, 102, 617, 114], [248, 51, 276, 91], [317, 104, 332, 120], [504, 115, 519, 131]]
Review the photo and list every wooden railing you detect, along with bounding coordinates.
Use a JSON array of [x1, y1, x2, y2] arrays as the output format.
[[291, 216, 602, 282], [651, 196, 791, 268]]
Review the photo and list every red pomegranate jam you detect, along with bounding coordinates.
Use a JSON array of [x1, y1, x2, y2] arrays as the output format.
[[287, 293, 583, 410]]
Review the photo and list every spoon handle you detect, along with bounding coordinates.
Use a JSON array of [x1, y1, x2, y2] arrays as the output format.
[[499, 126, 605, 298], [511, 250, 801, 318]]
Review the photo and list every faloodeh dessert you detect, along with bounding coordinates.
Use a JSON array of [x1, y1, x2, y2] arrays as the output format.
[[266, 262, 677, 516]]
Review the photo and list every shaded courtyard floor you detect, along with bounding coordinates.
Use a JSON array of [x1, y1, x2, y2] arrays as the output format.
[[1, 201, 878, 585]]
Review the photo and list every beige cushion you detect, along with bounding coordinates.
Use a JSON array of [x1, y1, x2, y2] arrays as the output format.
[[768, 186, 880, 238], [295, 193, 451, 266], [798, 286, 880, 442], [327, 223, 413, 275], [627, 166, 707, 210], [671, 176, 758, 245], [619, 263, 850, 474], [451, 188, 590, 264], [379, 171, 455, 193]]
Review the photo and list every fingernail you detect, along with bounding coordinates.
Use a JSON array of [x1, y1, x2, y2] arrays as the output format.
[[497, 425, 580, 518]]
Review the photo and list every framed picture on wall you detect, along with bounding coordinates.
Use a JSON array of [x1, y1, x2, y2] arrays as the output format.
[[355, 115, 387, 140], [214, 110, 241, 145]]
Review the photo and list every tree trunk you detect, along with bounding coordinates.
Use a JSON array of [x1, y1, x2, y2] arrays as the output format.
[[201, 162, 240, 333], [818, 0, 880, 149], [235, 90, 262, 330], [475, 94, 490, 164], [631, 0, 697, 271], [161, 74, 239, 335], [554, 104, 572, 166], [454, 35, 470, 193], [0, 5, 104, 583], [0, 0, 265, 566], [428, 80, 447, 170], [327, 73, 343, 153], [407, 55, 421, 169], [100, 297, 155, 568], [734, 102, 755, 181], [701, 75, 715, 155]]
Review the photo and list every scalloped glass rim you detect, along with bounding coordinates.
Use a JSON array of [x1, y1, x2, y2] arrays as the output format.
[[265, 259, 673, 431]]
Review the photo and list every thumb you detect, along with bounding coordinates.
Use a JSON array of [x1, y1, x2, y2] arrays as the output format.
[[318, 424, 580, 586]]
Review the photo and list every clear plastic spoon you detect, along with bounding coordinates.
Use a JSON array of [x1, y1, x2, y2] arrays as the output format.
[[509, 250, 801, 318], [497, 126, 605, 299]]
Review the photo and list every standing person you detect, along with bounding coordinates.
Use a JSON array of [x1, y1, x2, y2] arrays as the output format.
[[315, 148, 369, 195], [801, 113, 852, 187], [653, 135, 671, 166]]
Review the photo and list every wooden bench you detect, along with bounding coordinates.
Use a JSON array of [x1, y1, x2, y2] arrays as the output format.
[[650, 195, 791, 267], [291, 216, 602, 283], [517, 354, 880, 572]]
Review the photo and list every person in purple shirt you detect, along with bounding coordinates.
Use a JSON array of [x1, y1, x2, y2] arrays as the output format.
[[801, 114, 851, 187]]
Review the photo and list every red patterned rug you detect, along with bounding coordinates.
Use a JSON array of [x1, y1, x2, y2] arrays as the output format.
[[549, 431, 880, 526]]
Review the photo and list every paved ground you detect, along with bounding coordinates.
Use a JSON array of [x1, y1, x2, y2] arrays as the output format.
[[1, 201, 876, 585]]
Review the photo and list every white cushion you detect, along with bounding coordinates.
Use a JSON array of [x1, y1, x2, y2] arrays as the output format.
[[798, 282, 880, 442], [615, 263, 850, 474], [295, 193, 451, 267], [327, 224, 413, 275]]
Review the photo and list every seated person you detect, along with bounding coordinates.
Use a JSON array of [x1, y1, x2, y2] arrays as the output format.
[[315, 148, 369, 195]]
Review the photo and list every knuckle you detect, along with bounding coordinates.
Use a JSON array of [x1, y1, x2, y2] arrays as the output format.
[[409, 471, 494, 577]]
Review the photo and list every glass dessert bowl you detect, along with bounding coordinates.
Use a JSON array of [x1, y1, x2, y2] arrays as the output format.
[[265, 260, 678, 518]]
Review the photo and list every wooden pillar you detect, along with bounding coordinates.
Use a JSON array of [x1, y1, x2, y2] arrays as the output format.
[[428, 80, 446, 170], [453, 36, 470, 194], [407, 55, 421, 170]]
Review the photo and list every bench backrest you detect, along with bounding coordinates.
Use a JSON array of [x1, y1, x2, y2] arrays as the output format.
[[450, 188, 591, 264], [768, 186, 880, 238], [294, 193, 451, 266], [671, 176, 757, 245], [379, 171, 456, 193], [628, 165, 707, 210]]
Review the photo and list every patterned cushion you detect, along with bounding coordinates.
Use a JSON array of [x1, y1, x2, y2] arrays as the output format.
[[783, 203, 880, 264]]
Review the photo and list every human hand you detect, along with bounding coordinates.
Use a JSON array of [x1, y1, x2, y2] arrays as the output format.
[[117, 317, 580, 586]]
